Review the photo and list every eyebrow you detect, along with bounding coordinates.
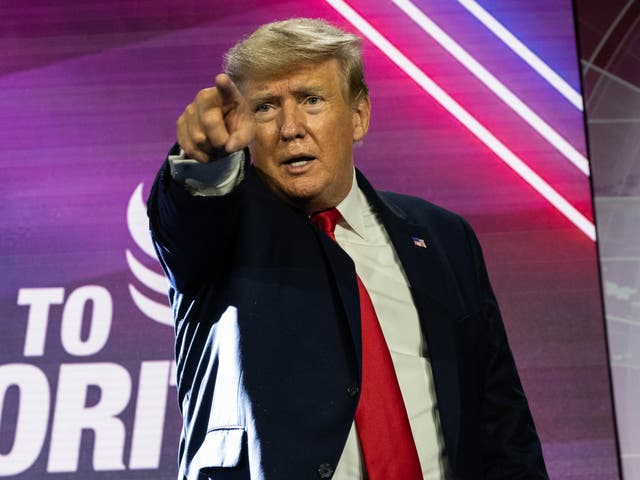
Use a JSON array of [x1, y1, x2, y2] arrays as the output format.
[[248, 93, 278, 107], [249, 85, 328, 106], [291, 85, 326, 96]]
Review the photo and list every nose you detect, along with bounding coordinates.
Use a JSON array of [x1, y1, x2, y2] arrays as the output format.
[[279, 100, 305, 141]]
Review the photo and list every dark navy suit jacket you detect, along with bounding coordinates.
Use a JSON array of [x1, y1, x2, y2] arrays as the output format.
[[148, 147, 548, 480]]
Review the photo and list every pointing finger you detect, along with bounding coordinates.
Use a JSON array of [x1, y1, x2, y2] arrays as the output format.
[[214, 74, 255, 153], [215, 73, 246, 107]]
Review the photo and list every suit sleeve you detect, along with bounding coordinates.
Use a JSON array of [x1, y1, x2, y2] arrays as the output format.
[[147, 144, 247, 295], [461, 220, 549, 479]]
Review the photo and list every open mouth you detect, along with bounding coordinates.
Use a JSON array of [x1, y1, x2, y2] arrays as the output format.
[[283, 155, 316, 167]]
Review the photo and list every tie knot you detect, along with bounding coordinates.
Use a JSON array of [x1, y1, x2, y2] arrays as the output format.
[[311, 208, 342, 241]]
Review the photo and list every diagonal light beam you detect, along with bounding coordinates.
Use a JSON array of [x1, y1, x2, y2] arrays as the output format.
[[324, 0, 596, 241], [392, 0, 589, 176], [457, 0, 584, 111]]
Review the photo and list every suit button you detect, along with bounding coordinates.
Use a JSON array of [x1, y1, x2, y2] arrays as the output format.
[[346, 383, 359, 397], [317, 463, 334, 478]]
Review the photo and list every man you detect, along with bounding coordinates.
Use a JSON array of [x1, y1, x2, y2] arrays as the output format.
[[148, 18, 548, 480]]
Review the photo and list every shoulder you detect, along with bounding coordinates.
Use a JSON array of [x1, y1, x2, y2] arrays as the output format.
[[355, 169, 479, 250], [374, 189, 486, 278], [377, 189, 473, 235]]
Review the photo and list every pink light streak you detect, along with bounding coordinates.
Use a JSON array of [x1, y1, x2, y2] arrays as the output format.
[[391, 0, 589, 176], [324, 0, 596, 241]]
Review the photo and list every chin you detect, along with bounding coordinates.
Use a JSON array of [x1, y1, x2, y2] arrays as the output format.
[[290, 188, 340, 214], [280, 180, 325, 203], [284, 190, 324, 212]]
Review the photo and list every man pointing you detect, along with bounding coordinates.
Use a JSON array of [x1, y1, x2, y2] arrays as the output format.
[[148, 17, 548, 480]]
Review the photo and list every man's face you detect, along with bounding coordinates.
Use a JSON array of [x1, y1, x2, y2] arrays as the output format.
[[240, 59, 370, 213]]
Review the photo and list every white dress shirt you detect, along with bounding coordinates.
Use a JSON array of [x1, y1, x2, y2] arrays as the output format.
[[169, 153, 451, 479], [332, 173, 450, 480]]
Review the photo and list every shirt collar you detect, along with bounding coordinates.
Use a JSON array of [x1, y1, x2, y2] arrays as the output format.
[[335, 169, 368, 240]]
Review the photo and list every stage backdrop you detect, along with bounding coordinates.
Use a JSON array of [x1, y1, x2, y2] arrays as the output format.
[[575, 0, 640, 478], [0, 0, 619, 478]]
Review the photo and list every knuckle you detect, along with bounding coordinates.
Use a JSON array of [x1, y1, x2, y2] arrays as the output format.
[[191, 132, 206, 146], [176, 110, 187, 129], [191, 131, 210, 150], [200, 110, 221, 131], [188, 122, 204, 140], [195, 88, 214, 105], [183, 103, 196, 119], [177, 106, 195, 133]]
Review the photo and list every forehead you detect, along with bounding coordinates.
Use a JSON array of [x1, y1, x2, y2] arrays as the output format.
[[239, 59, 346, 99]]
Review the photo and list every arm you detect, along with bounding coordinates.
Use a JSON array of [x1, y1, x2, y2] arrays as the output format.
[[147, 146, 245, 294], [462, 221, 548, 479], [147, 74, 255, 294]]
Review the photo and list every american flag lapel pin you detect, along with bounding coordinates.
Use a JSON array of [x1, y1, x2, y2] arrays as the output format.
[[411, 236, 427, 248]]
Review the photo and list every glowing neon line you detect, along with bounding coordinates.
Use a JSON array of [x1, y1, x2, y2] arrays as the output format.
[[457, 0, 584, 111], [324, 0, 596, 241], [392, 0, 589, 176]]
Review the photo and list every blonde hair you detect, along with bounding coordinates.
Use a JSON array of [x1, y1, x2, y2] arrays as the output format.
[[224, 18, 369, 104]]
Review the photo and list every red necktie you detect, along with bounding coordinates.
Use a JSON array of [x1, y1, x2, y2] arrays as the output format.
[[311, 208, 423, 479]]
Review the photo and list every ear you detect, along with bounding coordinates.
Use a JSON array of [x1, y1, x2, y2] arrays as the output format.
[[352, 96, 371, 142]]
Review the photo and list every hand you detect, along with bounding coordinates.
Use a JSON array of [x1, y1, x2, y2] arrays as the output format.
[[176, 74, 255, 163]]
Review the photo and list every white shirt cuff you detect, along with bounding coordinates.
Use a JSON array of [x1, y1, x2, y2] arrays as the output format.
[[168, 149, 245, 196]]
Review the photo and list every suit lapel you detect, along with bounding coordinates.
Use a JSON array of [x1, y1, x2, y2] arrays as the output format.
[[310, 222, 363, 377], [247, 166, 364, 379], [357, 171, 462, 466]]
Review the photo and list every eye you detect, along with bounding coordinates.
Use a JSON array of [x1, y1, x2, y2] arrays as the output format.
[[256, 103, 273, 113], [306, 96, 321, 105]]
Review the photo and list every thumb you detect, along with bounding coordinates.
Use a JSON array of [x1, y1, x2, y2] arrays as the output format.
[[225, 120, 255, 153]]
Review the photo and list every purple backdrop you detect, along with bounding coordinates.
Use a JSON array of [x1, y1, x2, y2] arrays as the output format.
[[0, 0, 619, 478]]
